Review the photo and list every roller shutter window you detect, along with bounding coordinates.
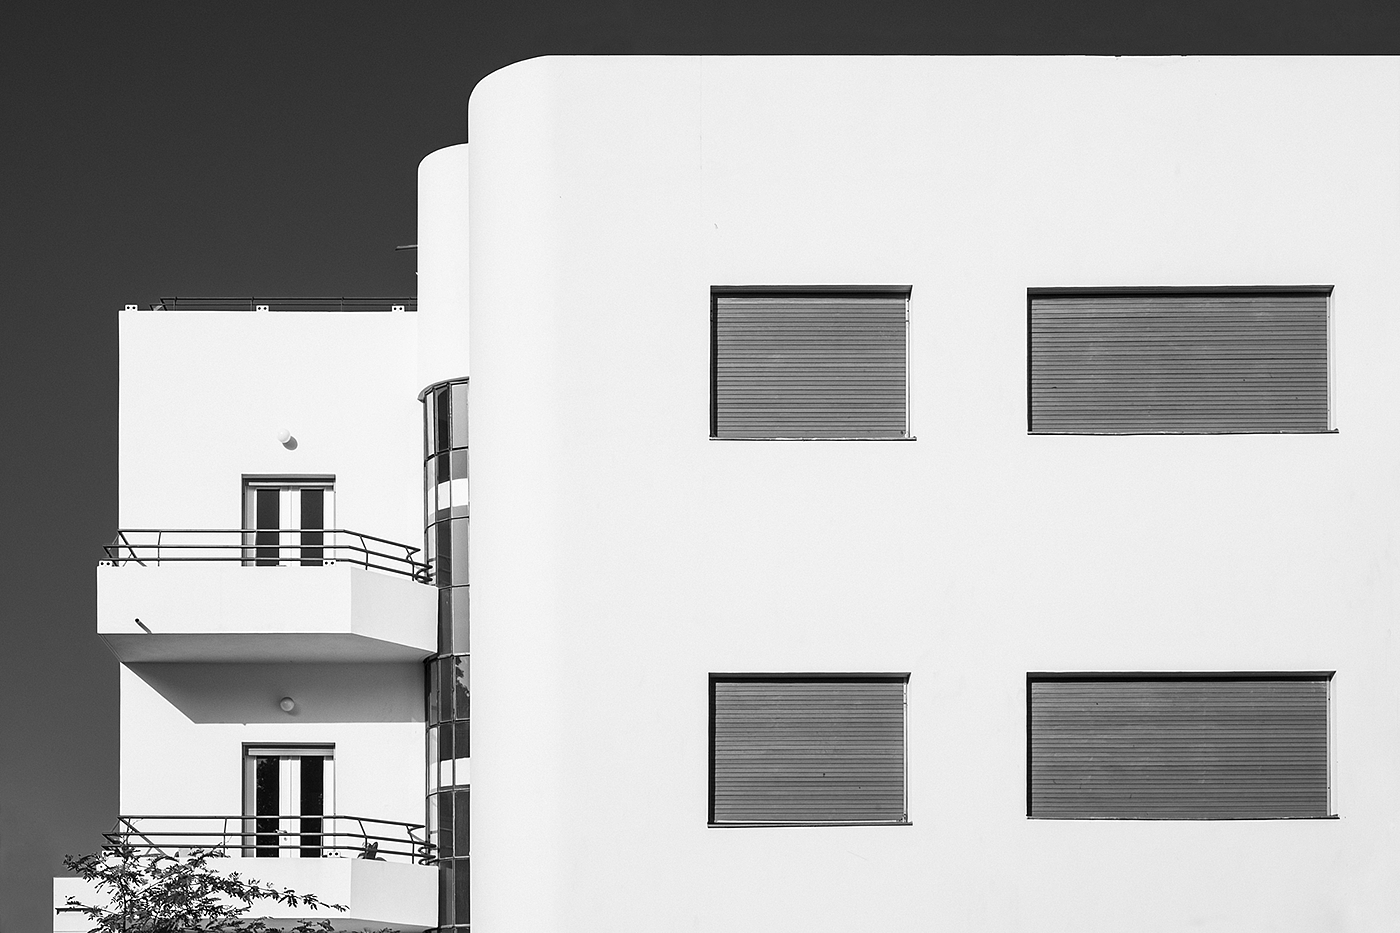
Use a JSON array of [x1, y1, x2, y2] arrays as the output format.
[[1028, 288, 1331, 434], [712, 289, 910, 439], [710, 675, 909, 825], [1028, 674, 1332, 819]]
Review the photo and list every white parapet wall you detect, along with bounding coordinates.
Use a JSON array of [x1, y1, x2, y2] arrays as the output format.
[[55, 859, 437, 932], [53, 878, 96, 933], [98, 562, 437, 662]]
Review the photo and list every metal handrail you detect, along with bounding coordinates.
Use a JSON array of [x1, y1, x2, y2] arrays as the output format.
[[151, 297, 416, 313], [104, 529, 430, 583], [105, 814, 433, 864], [113, 815, 166, 853]]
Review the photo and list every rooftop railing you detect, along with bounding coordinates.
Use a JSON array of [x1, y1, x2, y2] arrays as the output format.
[[146, 297, 416, 313], [107, 814, 433, 864], [105, 529, 430, 583]]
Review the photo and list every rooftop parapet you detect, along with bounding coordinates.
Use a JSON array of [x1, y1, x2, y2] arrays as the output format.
[[131, 297, 417, 313]]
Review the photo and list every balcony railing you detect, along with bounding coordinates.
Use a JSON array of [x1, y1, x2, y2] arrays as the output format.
[[148, 297, 417, 313], [106, 815, 433, 864], [106, 529, 430, 583]]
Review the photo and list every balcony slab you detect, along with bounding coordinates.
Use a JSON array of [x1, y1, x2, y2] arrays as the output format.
[[98, 563, 437, 663]]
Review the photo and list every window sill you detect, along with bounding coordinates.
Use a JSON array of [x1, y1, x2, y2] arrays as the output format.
[[1027, 814, 1338, 821], [709, 436, 917, 442], [1028, 429, 1339, 436], [708, 820, 912, 828]]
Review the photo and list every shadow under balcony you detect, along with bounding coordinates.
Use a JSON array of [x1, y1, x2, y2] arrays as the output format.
[[56, 814, 439, 932], [97, 530, 437, 663]]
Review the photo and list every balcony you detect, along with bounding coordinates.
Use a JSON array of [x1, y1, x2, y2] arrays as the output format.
[[56, 815, 438, 932], [98, 530, 437, 663]]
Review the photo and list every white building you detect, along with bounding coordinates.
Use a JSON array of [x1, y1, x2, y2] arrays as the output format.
[[59, 56, 1400, 933], [54, 171, 472, 928]]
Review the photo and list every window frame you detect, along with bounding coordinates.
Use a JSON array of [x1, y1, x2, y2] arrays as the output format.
[[710, 286, 914, 441], [708, 672, 911, 828], [240, 474, 336, 567], [241, 743, 336, 857], [1026, 285, 1335, 435], [1025, 671, 1335, 820]]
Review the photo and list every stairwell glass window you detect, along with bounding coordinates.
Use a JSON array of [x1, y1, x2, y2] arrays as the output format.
[[1027, 673, 1332, 819], [711, 288, 910, 439], [1027, 287, 1332, 434], [709, 674, 909, 826]]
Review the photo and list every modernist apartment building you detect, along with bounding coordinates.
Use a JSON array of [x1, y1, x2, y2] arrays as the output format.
[[58, 56, 1400, 933], [52, 294, 464, 931], [54, 161, 473, 928]]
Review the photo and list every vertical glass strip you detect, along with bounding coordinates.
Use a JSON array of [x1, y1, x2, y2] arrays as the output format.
[[453, 656, 470, 720], [255, 756, 279, 857], [300, 488, 324, 566], [438, 790, 455, 860], [438, 858, 453, 926], [435, 386, 452, 454], [451, 382, 469, 445], [300, 756, 323, 857], [453, 857, 470, 923], [453, 788, 470, 863], [451, 592, 469, 651], [255, 488, 280, 566], [423, 377, 470, 931]]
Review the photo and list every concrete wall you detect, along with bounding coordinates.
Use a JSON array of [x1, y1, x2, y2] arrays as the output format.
[[113, 308, 431, 886], [120, 664, 424, 824], [418, 144, 471, 389], [118, 309, 422, 546], [466, 57, 1400, 932]]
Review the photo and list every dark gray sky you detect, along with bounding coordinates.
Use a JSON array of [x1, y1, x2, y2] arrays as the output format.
[[2, 1, 1395, 930]]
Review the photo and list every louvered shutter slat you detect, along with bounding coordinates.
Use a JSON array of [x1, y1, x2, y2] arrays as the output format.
[[713, 294, 909, 438], [1029, 292, 1330, 433], [711, 678, 908, 824], [1029, 677, 1331, 819]]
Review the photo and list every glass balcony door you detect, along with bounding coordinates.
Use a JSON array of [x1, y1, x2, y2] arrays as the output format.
[[242, 477, 334, 566], [242, 746, 335, 858]]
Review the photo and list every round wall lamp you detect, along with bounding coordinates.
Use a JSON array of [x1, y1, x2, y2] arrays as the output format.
[[277, 429, 298, 450], [279, 697, 296, 713]]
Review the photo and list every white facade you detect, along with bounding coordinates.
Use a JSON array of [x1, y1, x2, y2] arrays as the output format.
[[463, 57, 1400, 932], [57, 55, 1400, 933], [115, 307, 428, 817], [61, 305, 442, 931], [418, 143, 471, 388]]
